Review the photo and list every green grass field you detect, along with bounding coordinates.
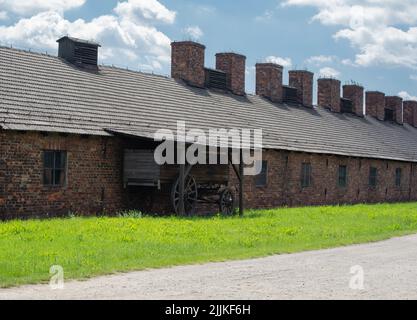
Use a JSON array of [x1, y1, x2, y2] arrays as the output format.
[[1, 203, 417, 288]]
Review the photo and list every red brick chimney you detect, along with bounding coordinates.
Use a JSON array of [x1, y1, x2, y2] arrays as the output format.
[[343, 84, 364, 117], [403, 100, 417, 127], [288, 70, 314, 107], [317, 78, 341, 112], [385, 96, 403, 125], [171, 41, 206, 88], [366, 91, 385, 121], [255, 63, 283, 102], [216, 53, 246, 96]]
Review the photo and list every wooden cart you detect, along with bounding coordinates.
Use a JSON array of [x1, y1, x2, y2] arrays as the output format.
[[123, 149, 236, 215]]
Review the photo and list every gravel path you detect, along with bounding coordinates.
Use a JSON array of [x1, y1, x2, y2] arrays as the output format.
[[2, 234, 417, 300]]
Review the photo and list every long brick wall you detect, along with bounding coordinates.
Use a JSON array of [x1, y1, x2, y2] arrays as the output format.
[[1, 130, 417, 218], [230, 150, 417, 209]]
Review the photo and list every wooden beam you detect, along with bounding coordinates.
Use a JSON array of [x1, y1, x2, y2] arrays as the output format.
[[239, 149, 244, 216], [229, 160, 241, 182], [185, 164, 193, 178]]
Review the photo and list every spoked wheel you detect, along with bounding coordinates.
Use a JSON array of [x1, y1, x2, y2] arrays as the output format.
[[171, 175, 198, 216], [219, 188, 235, 216]]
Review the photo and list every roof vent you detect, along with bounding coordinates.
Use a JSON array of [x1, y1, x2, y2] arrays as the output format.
[[57, 36, 101, 70], [205, 68, 227, 90], [385, 108, 395, 122], [340, 98, 354, 114], [283, 85, 298, 104]]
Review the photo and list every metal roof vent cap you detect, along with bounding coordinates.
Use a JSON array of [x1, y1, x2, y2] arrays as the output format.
[[57, 36, 101, 70]]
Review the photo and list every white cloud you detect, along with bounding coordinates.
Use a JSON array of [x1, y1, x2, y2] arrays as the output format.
[[265, 55, 292, 68], [283, 0, 417, 70], [0, 0, 176, 71], [341, 58, 357, 67], [399, 91, 417, 101], [0, 0, 86, 16], [183, 26, 203, 40], [305, 55, 335, 65], [410, 75, 417, 81], [114, 0, 176, 24], [319, 67, 340, 78]]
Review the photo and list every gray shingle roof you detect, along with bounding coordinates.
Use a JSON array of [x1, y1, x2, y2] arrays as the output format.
[[1, 46, 417, 162]]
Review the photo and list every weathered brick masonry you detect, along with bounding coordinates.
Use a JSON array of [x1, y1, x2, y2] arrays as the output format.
[[0, 130, 124, 218], [229, 150, 417, 209], [2, 130, 417, 217], [289, 70, 314, 108], [366, 91, 385, 121]]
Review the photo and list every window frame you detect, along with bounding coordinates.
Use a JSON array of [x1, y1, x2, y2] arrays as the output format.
[[395, 168, 402, 187], [369, 166, 378, 187], [43, 150, 67, 187], [338, 165, 348, 188], [255, 160, 268, 188], [301, 162, 312, 188]]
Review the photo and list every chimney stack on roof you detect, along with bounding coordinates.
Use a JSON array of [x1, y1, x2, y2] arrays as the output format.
[[57, 36, 101, 70], [343, 84, 364, 117], [255, 63, 283, 102], [289, 70, 314, 108], [317, 78, 341, 113], [403, 100, 417, 127], [385, 96, 403, 125], [171, 41, 206, 88], [366, 91, 385, 121], [216, 53, 246, 96], [167, 39, 417, 120]]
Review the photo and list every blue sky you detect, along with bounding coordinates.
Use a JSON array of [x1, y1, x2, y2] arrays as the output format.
[[0, 0, 416, 101]]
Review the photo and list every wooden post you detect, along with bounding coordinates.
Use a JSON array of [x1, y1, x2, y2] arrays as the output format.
[[179, 164, 185, 215], [239, 149, 244, 216]]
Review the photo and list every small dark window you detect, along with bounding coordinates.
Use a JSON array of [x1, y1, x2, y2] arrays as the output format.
[[395, 168, 402, 187], [301, 163, 312, 188], [255, 160, 268, 187], [369, 167, 377, 187], [43, 151, 67, 186], [338, 165, 348, 187]]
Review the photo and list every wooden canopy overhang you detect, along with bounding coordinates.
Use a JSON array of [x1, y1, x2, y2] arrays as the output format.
[[106, 129, 246, 216]]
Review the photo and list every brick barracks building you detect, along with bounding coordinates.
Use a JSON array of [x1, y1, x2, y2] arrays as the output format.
[[1, 37, 417, 218]]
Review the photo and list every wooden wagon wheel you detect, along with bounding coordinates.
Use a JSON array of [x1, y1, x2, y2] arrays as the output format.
[[171, 175, 198, 216], [219, 188, 235, 216]]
